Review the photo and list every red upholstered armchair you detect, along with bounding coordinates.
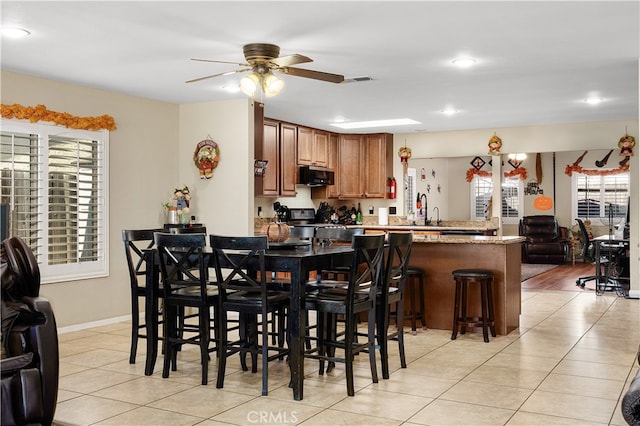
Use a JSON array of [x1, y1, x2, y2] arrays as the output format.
[[519, 215, 569, 264]]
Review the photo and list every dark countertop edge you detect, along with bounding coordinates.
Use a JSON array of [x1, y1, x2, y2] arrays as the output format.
[[350, 224, 500, 232]]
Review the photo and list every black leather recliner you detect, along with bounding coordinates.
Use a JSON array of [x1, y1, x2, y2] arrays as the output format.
[[1, 236, 59, 426], [519, 215, 569, 264]]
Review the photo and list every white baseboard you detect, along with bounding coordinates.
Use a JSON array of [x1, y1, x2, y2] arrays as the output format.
[[627, 289, 640, 299], [58, 314, 132, 334]]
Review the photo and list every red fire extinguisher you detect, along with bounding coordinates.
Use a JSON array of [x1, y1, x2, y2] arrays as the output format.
[[388, 177, 396, 199]]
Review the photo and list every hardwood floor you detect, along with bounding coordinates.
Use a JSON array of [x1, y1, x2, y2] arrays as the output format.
[[521, 261, 598, 291]]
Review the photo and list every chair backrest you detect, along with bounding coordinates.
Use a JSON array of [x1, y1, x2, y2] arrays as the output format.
[[209, 235, 268, 294], [380, 232, 413, 298], [154, 232, 208, 300], [122, 229, 161, 290], [345, 234, 385, 310], [316, 226, 364, 246], [1, 236, 40, 298], [168, 226, 207, 234], [519, 215, 560, 241], [575, 218, 594, 261]]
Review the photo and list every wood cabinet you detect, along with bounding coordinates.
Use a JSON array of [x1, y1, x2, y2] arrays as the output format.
[[297, 127, 328, 167], [336, 133, 393, 199], [255, 114, 297, 197], [311, 133, 339, 199]]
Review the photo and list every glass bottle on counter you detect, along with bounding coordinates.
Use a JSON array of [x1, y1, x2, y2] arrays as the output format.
[[356, 203, 363, 225]]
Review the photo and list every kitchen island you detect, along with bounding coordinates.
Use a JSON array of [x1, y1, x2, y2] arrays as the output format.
[[361, 232, 524, 336]]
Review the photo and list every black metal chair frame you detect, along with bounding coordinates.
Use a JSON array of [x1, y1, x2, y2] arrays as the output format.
[[155, 232, 219, 385], [304, 233, 385, 396], [210, 235, 289, 396], [575, 218, 598, 288], [122, 228, 163, 364], [376, 231, 412, 379]]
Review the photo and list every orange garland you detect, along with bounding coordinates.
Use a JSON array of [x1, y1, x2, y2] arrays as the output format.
[[1, 103, 116, 131], [465, 167, 529, 182], [564, 164, 629, 176]]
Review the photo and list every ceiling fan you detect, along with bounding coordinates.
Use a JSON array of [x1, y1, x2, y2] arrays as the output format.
[[186, 43, 344, 97]]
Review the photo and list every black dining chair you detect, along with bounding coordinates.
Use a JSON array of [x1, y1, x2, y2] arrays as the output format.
[[210, 234, 290, 396], [376, 231, 413, 379], [122, 228, 163, 364], [575, 218, 597, 288], [154, 232, 219, 385], [304, 233, 385, 396]]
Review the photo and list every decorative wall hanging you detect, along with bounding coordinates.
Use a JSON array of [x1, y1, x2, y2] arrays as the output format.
[[535, 153, 543, 184], [595, 150, 614, 167], [420, 168, 426, 181], [471, 156, 486, 170], [193, 137, 220, 179], [565, 150, 630, 176], [504, 167, 528, 180], [524, 181, 543, 196], [488, 133, 502, 155], [533, 195, 553, 211], [618, 133, 635, 157], [398, 145, 412, 170], [1, 103, 116, 131], [254, 160, 269, 176]]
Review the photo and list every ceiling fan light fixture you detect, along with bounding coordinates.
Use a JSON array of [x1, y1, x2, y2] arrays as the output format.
[[240, 73, 260, 97], [262, 72, 284, 97]]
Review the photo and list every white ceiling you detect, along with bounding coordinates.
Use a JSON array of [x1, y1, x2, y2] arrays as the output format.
[[1, 1, 638, 134]]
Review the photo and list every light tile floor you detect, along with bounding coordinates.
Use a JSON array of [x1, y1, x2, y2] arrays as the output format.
[[53, 290, 639, 426]]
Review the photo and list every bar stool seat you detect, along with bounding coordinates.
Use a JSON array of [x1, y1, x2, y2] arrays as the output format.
[[451, 269, 496, 343], [404, 266, 427, 334]]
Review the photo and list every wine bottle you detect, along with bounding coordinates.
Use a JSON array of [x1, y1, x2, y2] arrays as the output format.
[[356, 202, 363, 225]]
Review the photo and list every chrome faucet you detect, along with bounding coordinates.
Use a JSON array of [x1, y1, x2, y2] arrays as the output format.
[[420, 193, 430, 225], [433, 206, 441, 226]]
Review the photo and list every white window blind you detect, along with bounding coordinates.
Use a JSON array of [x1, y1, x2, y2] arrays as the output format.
[[1, 120, 109, 283], [574, 172, 629, 224], [471, 175, 522, 223]]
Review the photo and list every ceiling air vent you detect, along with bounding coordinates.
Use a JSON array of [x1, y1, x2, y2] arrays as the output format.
[[342, 76, 373, 83]]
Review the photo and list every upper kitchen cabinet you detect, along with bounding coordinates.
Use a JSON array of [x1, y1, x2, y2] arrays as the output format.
[[297, 127, 328, 167], [311, 133, 339, 199], [336, 133, 393, 199], [255, 115, 297, 197]]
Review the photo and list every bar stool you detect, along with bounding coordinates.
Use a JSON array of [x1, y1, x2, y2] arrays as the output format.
[[404, 266, 427, 334], [451, 269, 496, 343]]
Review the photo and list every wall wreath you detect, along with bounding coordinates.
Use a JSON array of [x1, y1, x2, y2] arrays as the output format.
[[193, 138, 220, 179]]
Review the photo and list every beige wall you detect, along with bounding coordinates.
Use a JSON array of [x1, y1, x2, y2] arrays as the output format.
[[1, 71, 179, 327], [178, 100, 255, 236]]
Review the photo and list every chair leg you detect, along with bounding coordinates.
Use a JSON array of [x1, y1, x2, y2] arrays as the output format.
[[129, 293, 140, 364], [162, 304, 177, 378], [396, 299, 407, 369], [377, 304, 390, 380], [216, 311, 228, 389], [261, 311, 269, 396], [451, 279, 461, 340], [367, 308, 378, 384], [345, 316, 355, 396], [199, 308, 210, 385]]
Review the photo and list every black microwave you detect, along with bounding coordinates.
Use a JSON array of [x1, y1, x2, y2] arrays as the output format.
[[298, 166, 335, 187]]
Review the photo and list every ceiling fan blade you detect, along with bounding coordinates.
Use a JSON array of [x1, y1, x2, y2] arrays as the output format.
[[282, 67, 345, 83], [185, 68, 251, 84], [190, 58, 249, 67], [270, 54, 313, 67]]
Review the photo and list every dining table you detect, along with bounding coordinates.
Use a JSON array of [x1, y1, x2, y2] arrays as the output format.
[[142, 242, 354, 401]]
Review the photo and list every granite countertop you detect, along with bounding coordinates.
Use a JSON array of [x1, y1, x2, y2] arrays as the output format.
[[410, 235, 524, 244]]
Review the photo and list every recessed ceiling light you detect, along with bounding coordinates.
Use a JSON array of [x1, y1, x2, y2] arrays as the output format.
[[441, 108, 459, 116], [1, 27, 31, 38], [330, 118, 420, 130], [451, 57, 477, 68], [583, 97, 604, 105]]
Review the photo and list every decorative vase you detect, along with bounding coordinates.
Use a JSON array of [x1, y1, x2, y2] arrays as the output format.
[[180, 212, 190, 225], [167, 207, 178, 224]]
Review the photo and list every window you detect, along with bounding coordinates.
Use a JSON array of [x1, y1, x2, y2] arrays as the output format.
[[573, 172, 629, 225], [1, 120, 109, 283], [471, 175, 522, 223]]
